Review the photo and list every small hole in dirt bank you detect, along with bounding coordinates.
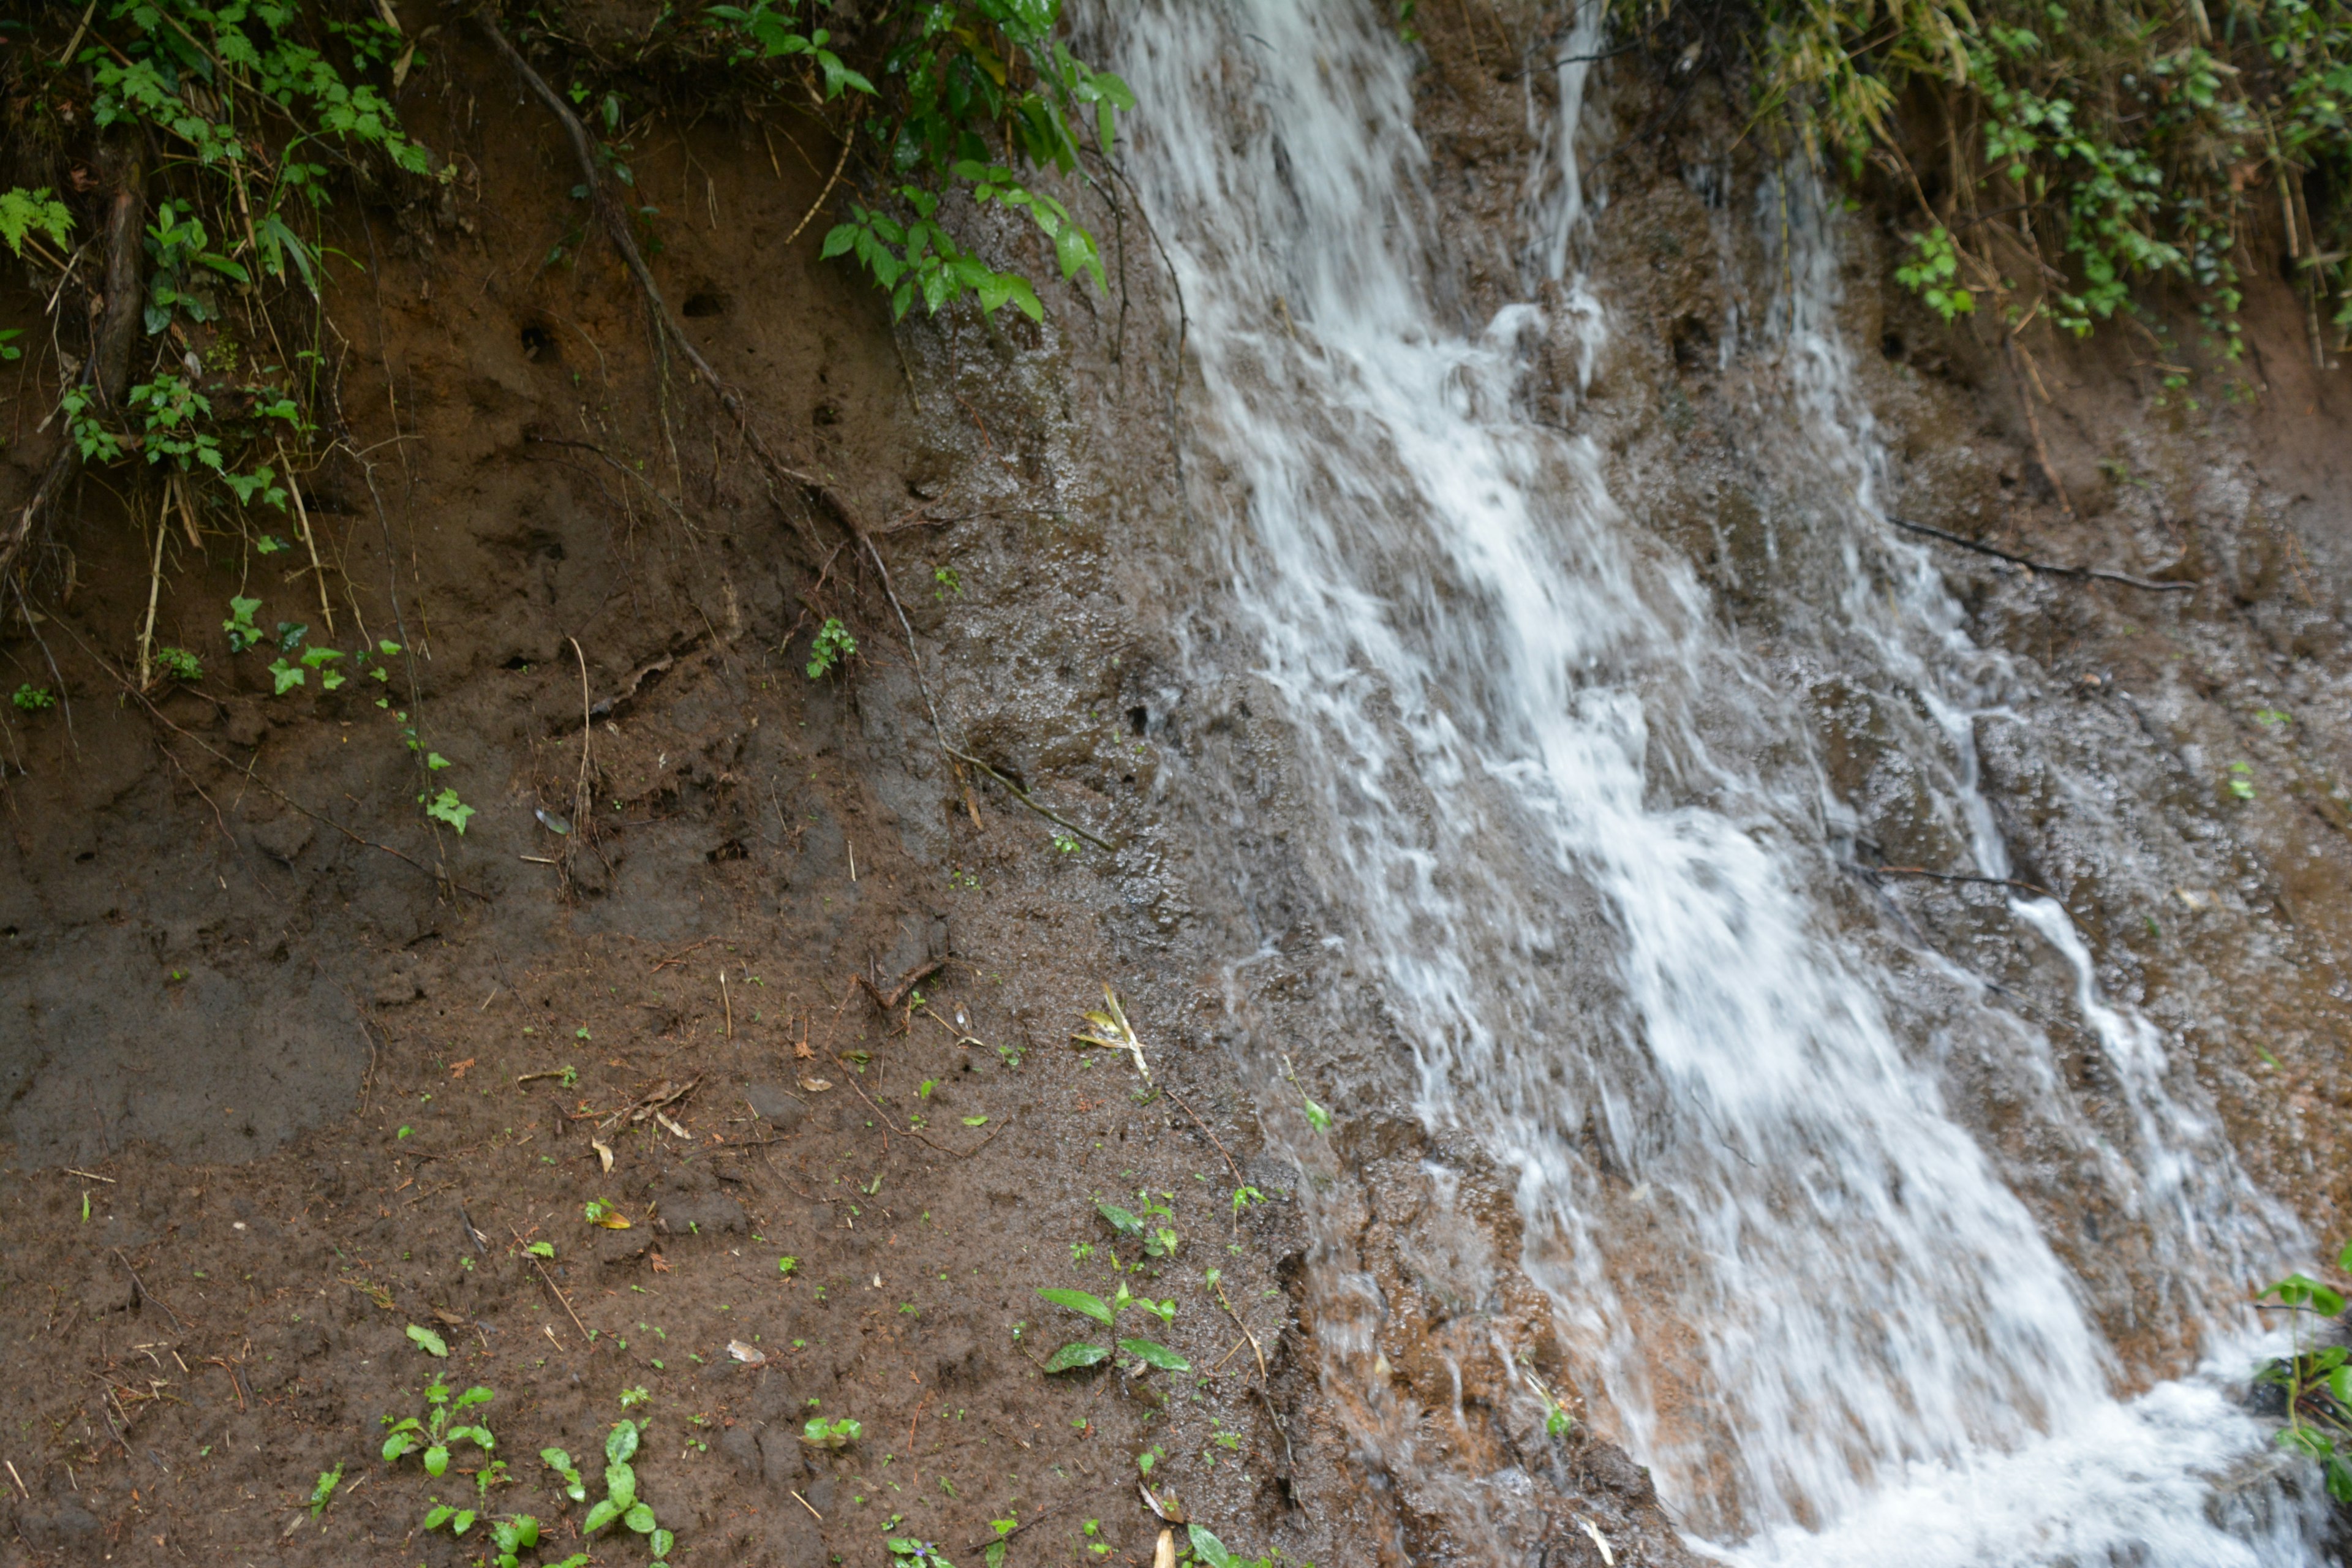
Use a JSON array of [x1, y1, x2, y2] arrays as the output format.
[[502, 654, 535, 671], [682, 292, 728, 318], [812, 401, 841, 427], [1670, 314, 1715, 372], [75, 851, 95, 864], [1880, 331, 1906, 361], [519, 323, 558, 363], [1126, 705, 1148, 736], [707, 839, 747, 863]]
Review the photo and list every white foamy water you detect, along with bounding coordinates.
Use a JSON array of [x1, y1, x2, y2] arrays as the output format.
[[1098, 1, 2320, 1559]]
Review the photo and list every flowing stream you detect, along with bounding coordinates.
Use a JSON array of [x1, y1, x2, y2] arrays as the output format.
[[1101, 1, 2326, 1561]]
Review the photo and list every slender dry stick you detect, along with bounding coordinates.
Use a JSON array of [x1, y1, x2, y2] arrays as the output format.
[[512, 1224, 595, 1349], [1204, 1269, 1269, 1385], [114, 1248, 185, 1330], [782, 103, 860, 247], [564, 635, 594, 892], [281, 443, 334, 636], [135, 497, 166, 689], [170, 470, 200, 549], [2004, 334, 2075, 518]]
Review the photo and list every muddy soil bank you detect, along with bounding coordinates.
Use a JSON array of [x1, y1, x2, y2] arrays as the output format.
[[0, 11, 1688, 1568], [3, 3, 2348, 1567]]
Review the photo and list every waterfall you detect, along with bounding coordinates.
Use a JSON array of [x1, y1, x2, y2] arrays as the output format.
[[1100, 1, 2325, 1559]]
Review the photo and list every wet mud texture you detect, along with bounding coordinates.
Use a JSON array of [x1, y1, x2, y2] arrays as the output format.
[[0, 13, 1689, 1568]]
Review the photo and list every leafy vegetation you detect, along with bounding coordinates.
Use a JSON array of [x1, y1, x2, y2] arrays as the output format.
[[5, 0, 429, 524], [705, 0, 1131, 322], [1035, 1279, 1188, 1377], [806, 616, 858, 679], [2256, 1245, 2352, 1501], [578, 1417, 676, 1563], [1697, 0, 2352, 353], [801, 1414, 863, 1449], [380, 1376, 493, 1473]]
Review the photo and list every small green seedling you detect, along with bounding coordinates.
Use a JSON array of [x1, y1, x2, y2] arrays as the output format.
[[807, 617, 857, 679], [579, 1419, 676, 1561], [801, 1416, 862, 1450], [382, 1376, 495, 1477], [309, 1462, 344, 1518], [777, 1255, 799, 1276], [541, 1446, 588, 1503], [11, 684, 55, 712], [887, 1537, 958, 1566], [1035, 1284, 1187, 1376], [405, 1324, 450, 1358]]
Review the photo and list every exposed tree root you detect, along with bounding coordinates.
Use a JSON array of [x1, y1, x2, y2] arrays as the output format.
[[1886, 515, 2195, 594], [2, 164, 145, 587], [483, 7, 1117, 854]]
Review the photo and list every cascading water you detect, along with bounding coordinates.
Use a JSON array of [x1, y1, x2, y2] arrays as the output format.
[[1099, 1, 2326, 1561]]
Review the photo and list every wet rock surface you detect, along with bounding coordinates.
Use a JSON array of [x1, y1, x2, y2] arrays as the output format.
[[0, 4, 2346, 1567]]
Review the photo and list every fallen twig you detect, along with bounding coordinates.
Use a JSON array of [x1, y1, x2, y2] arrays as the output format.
[[1163, 1086, 1245, 1193], [782, 104, 860, 247], [114, 1250, 184, 1331], [841, 1073, 1012, 1159], [1885, 516, 2194, 594], [1209, 1274, 1268, 1386], [857, 531, 1117, 851], [592, 1077, 700, 1136], [511, 1225, 595, 1349]]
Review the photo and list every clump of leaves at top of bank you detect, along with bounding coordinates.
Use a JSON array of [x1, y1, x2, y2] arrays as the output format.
[[1629, 0, 2352, 356], [1, 1, 431, 522], [703, 0, 1132, 322]]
